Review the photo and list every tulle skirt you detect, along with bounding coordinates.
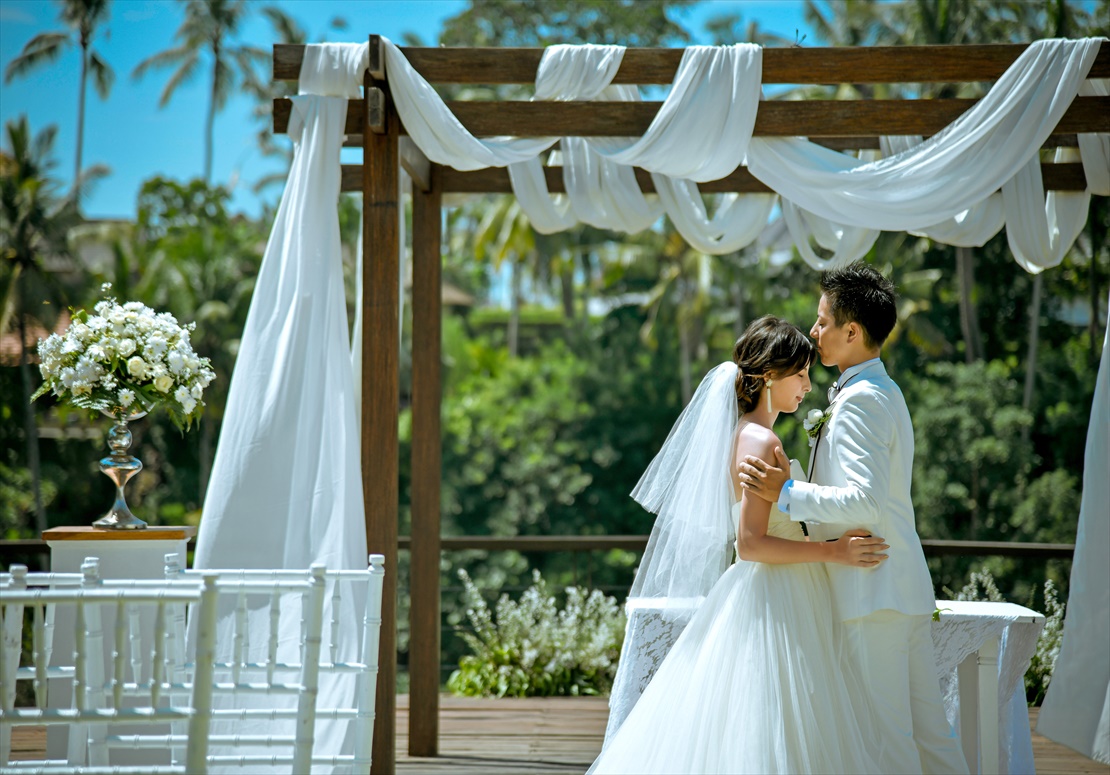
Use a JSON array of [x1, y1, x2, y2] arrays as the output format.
[[589, 560, 881, 775]]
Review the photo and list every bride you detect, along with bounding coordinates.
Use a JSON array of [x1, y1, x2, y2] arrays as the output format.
[[589, 315, 888, 774]]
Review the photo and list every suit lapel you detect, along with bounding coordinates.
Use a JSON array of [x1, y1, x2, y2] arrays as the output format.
[[809, 360, 887, 485]]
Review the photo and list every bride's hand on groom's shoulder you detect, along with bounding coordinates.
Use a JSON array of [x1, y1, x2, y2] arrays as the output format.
[[831, 529, 889, 568], [737, 446, 790, 501]]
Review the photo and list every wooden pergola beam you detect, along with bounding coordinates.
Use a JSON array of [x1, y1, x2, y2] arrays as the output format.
[[337, 161, 1089, 194], [274, 43, 1110, 85], [346, 133, 1083, 151], [274, 95, 1109, 138], [362, 70, 399, 775]]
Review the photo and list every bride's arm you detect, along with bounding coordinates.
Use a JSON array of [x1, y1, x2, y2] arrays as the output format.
[[734, 433, 888, 567]]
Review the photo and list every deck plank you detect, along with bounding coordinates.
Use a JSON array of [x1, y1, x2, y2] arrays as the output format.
[[10, 700, 1107, 773]]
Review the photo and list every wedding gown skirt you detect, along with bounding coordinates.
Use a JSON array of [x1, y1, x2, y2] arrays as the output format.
[[589, 506, 880, 774]]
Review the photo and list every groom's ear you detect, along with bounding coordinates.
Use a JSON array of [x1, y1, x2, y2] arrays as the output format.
[[845, 321, 862, 343]]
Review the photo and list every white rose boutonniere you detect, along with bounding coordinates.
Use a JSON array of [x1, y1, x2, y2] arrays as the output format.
[[803, 407, 832, 447]]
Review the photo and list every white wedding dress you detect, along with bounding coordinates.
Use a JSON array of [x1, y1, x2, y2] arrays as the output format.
[[589, 502, 881, 775]]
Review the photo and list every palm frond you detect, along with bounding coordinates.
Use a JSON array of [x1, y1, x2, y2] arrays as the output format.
[[132, 44, 193, 81], [4, 32, 70, 83], [88, 50, 115, 98], [157, 56, 201, 108]]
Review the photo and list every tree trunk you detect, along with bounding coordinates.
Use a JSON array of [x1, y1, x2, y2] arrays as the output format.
[[199, 416, 214, 503], [74, 41, 88, 202], [560, 262, 575, 322], [732, 279, 746, 339], [679, 317, 692, 404], [18, 310, 46, 535], [204, 42, 219, 182], [1021, 273, 1043, 443], [956, 246, 984, 362], [508, 257, 522, 357]]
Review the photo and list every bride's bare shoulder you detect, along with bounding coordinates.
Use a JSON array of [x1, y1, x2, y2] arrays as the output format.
[[734, 422, 782, 463]]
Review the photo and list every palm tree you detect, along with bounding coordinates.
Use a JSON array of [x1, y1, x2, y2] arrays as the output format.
[[4, 0, 113, 202], [132, 0, 266, 182], [0, 117, 81, 534]]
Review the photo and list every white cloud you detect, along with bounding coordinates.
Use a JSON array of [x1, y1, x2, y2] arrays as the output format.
[[0, 6, 36, 24]]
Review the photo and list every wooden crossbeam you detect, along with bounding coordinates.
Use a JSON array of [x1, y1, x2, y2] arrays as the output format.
[[338, 161, 1088, 194], [274, 95, 1109, 138], [345, 134, 1082, 151], [273, 43, 1110, 85]]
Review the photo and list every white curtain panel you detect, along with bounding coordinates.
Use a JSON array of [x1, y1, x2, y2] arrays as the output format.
[[1036, 301, 1110, 764], [195, 45, 370, 772]]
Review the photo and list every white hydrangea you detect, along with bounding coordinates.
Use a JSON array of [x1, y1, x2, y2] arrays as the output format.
[[31, 292, 216, 426]]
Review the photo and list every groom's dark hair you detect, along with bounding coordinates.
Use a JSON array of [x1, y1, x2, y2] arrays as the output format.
[[819, 261, 897, 349]]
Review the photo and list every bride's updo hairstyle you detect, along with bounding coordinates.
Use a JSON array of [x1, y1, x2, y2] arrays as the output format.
[[732, 315, 816, 413]]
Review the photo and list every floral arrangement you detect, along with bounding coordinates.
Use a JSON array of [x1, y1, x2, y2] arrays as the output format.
[[447, 569, 626, 698], [803, 407, 832, 446], [32, 285, 215, 429]]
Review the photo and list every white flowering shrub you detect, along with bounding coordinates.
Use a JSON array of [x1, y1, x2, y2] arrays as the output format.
[[1025, 579, 1064, 705], [949, 567, 1066, 705], [31, 285, 215, 428], [447, 569, 625, 698]]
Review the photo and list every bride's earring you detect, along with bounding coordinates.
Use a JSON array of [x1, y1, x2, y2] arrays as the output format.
[[765, 380, 774, 414]]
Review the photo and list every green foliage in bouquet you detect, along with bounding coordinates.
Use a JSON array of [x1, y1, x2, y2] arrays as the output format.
[[447, 569, 625, 698]]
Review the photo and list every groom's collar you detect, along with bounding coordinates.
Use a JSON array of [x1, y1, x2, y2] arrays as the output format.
[[836, 357, 884, 390]]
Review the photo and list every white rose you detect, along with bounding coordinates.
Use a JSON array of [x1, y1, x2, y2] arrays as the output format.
[[147, 335, 168, 358], [154, 374, 174, 393], [807, 409, 824, 425], [118, 338, 136, 357], [127, 356, 150, 379]]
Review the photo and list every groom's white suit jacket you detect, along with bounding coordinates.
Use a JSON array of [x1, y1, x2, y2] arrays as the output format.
[[789, 359, 935, 622]]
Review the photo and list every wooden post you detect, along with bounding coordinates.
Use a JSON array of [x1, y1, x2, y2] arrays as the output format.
[[409, 163, 443, 756], [363, 42, 399, 774]]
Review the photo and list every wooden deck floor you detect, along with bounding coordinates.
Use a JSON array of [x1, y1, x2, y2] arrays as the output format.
[[10, 698, 1108, 774]]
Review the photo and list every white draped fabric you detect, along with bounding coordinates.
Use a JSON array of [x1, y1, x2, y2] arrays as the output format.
[[1036, 302, 1110, 764], [747, 39, 1101, 230], [382, 36, 1104, 267], [195, 45, 369, 772]]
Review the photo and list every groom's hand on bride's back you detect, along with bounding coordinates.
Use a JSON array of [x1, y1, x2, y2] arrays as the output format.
[[738, 446, 791, 501], [832, 529, 889, 567]]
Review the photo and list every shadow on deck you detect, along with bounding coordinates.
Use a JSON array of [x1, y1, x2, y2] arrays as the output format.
[[396, 697, 1106, 775], [9, 697, 1107, 774]]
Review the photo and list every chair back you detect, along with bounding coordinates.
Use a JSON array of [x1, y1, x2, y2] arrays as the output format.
[[0, 576, 220, 774], [164, 553, 386, 770]]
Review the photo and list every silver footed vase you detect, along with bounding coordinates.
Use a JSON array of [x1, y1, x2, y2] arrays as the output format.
[[93, 408, 149, 530]]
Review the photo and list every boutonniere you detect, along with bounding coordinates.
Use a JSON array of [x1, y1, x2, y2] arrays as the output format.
[[803, 408, 832, 447]]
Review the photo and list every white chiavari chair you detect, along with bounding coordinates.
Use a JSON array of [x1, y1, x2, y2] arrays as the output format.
[[0, 575, 220, 774], [93, 564, 329, 773], [162, 553, 386, 772]]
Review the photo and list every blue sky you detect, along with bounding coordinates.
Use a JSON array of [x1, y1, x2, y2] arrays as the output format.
[[0, 0, 815, 220]]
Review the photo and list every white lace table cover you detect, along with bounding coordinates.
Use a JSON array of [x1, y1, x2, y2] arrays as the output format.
[[606, 599, 1045, 774]]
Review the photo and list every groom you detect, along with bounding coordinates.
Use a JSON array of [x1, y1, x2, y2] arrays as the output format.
[[738, 262, 968, 775]]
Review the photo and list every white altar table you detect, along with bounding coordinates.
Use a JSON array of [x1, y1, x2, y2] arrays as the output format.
[[607, 598, 1045, 774]]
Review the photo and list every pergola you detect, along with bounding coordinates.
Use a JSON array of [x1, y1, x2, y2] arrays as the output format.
[[269, 38, 1109, 773]]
